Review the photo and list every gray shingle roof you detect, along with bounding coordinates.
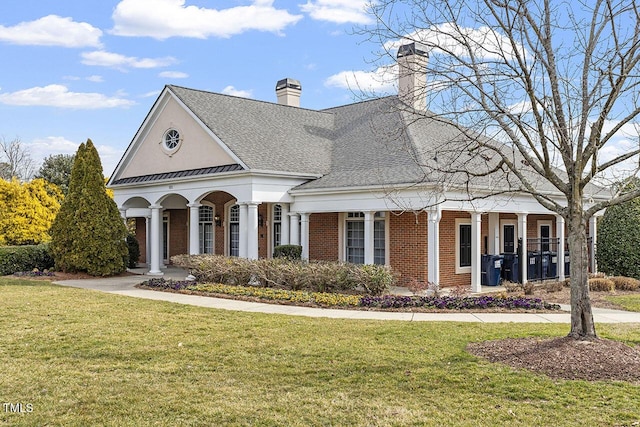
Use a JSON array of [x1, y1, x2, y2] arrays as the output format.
[[169, 85, 333, 175], [163, 85, 608, 199], [111, 164, 243, 185]]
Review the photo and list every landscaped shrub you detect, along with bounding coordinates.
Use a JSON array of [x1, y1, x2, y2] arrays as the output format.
[[171, 254, 395, 295], [588, 277, 615, 292], [126, 234, 141, 269], [273, 245, 302, 260], [0, 244, 55, 275], [597, 194, 640, 279], [359, 295, 561, 311], [544, 281, 564, 293], [609, 276, 640, 291]]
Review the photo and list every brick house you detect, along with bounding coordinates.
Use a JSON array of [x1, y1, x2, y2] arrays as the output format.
[[108, 43, 606, 291]]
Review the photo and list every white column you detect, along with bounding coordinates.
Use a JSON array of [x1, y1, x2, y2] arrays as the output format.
[[247, 203, 259, 260], [148, 205, 163, 275], [300, 213, 310, 260], [145, 216, 151, 266], [188, 203, 201, 255], [289, 213, 300, 245], [427, 208, 441, 285], [471, 212, 482, 292], [239, 203, 248, 258], [158, 209, 166, 269], [589, 215, 598, 273], [280, 203, 290, 245], [119, 208, 128, 227], [518, 213, 528, 284], [488, 212, 500, 255], [364, 211, 375, 265], [556, 215, 565, 281]]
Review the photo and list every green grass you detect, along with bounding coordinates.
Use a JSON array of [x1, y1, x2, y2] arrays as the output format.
[[1, 277, 640, 426], [606, 294, 640, 312]]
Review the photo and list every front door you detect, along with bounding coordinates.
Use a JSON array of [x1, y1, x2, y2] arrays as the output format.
[[503, 224, 515, 253]]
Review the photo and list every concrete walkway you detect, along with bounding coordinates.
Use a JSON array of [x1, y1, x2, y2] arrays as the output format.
[[53, 267, 640, 324]]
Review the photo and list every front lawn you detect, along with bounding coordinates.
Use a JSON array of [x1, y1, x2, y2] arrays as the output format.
[[2, 277, 640, 426], [606, 294, 640, 312]]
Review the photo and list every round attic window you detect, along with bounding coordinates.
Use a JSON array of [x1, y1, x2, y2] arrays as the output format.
[[164, 129, 181, 151]]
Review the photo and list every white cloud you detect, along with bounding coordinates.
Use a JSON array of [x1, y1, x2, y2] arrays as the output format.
[[86, 75, 104, 83], [81, 50, 178, 70], [29, 136, 122, 176], [111, 0, 302, 39], [385, 23, 527, 62], [158, 71, 189, 79], [0, 15, 102, 48], [0, 85, 135, 109], [141, 90, 162, 98], [325, 64, 397, 94], [222, 86, 253, 98], [300, 0, 372, 24]]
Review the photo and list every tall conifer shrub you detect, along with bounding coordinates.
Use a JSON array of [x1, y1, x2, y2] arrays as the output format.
[[50, 140, 128, 276]]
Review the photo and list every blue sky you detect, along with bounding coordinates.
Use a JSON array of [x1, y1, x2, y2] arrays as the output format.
[[0, 0, 391, 176]]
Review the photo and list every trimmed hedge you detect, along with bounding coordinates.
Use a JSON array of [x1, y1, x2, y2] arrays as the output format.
[[172, 254, 395, 296], [0, 244, 55, 275], [273, 245, 302, 260]]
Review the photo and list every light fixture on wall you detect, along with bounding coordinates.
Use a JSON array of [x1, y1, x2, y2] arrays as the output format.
[[258, 214, 264, 227], [214, 214, 222, 227]]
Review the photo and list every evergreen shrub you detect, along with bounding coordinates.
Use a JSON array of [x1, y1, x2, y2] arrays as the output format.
[[0, 244, 54, 275], [273, 245, 302, 260]]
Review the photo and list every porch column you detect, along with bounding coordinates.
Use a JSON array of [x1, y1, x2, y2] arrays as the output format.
[[300, 213, 310, 260], [471, 212, 482, 292], [239, 203, 248, 258], [247, 202, 259, 260], [488, 212, 500, 255], [289, 213, 300, 245], [427, 207, 441, 285], [145, 215, 151, 266], [589, 215, 598, 273], [556, 215, 565, 281], [280, 203, 290, 245], [364, 211, 375, 264], [518, 213, 528, 284], [188, 203, 201, 255], [148, 205, 163, 275], [119, 208, 128, 227]]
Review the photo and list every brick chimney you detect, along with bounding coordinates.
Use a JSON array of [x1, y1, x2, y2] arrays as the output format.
[[276, 78, 302, 107], [397, 42, 428, 111]]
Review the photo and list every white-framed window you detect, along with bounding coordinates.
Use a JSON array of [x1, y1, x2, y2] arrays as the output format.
[[161, 128, 182, 155], [500, 219, 518, 254], [199, 205, 214, 254], [344, 212, 387, 265], [346, 212, 365, 264], [162, 214, 169, 261], [273, 204, 282, 250], [229, 204, 240, 257], [538, 220, 553, 252], [455, 218, 472, 274]]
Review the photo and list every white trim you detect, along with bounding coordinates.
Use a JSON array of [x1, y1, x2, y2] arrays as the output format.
[[198, 202, 215, 255], [341, 211, 389, 265], [537, 219, 553, 239], [224, 200, 237, 256], [455, 218, 472, 274], [499, 219, 518, 253], [162, 212, 170, 263]]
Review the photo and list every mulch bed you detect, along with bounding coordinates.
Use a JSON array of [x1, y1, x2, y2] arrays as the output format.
[[467, 336, 640, 383]]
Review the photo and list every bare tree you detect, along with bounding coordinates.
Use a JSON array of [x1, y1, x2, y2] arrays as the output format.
[[0, 136, 35, 181], [362, 0, 640, 339]]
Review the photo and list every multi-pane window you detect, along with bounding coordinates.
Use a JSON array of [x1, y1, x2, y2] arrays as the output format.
[[459, 224, 472, 268], [540, 224, 551, 252], [229, 204, 240, 257], [346, 212, 386, 265], [373, 212, 386, 265], [273, 204, 282, 249], [346, 212, 365, 264], [199, 205, 214, 254]]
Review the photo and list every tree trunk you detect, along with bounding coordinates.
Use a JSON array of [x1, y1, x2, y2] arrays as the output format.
[[566, 214, 597, 340]]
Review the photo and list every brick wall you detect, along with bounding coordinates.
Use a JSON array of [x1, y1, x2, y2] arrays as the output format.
[[135, 217, 146, 264], [167, 209, 188, 259], [309, 213, 339, 261], [388, 211, 428, 286]]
